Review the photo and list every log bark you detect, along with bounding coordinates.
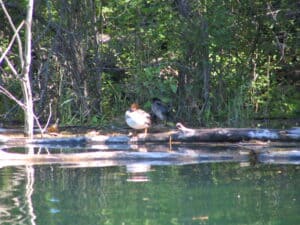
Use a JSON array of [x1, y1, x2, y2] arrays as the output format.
[[172, 123, 300, 142], [0, 148, 248, 164], [0, 142, 299, 167], [1, 125, 299, 166], [87, 124, 300, 143], [1, 124, 300, 147]]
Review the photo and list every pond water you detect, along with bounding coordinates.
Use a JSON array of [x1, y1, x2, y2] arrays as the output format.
[[0, 146, 299, 225]]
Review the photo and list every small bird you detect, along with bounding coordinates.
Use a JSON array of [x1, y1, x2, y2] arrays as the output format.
[[46, 118, 60, 135], [176, 122, 195, 133], [125, 103, 151, 135], [151, 98, 171, 123]]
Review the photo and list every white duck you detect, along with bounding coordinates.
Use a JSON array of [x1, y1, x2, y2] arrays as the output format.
[[125, 103, 151, 135]]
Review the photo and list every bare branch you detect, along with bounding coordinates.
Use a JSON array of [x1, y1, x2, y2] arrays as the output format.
[[33, 114, 44, 136], [0, 85, 26, 110], [0, 84, 45, 136], [0, 20, 24, 65], [43, 102, 53, 132], [266, 2, 286, 61], [0, 0, 24, 67], [1, 55, 19, 76]]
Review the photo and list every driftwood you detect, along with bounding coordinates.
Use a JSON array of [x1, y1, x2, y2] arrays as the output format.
[[0, 142, 299, 167], [1, 123, 300, 166], [0, 124, 300, 147], [0, 147, 249, 165], [172, 123, 300, 142]]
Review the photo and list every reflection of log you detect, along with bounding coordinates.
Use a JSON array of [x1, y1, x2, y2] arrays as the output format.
[[258, 150, 300, 164], [0, 147, 250, 167]]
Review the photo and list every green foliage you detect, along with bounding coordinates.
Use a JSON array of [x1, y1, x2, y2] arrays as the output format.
[[0, 0, 299, 127], [125, 66, 177, 105]]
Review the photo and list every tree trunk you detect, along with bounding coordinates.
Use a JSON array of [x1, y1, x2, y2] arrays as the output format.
[[22, 0, 34, 137], [200, 18, 210, 119]]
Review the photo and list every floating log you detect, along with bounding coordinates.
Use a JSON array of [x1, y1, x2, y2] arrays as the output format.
[[0, 147, 250, 167], [87, 124, 300, 143], [0, 125, 300, 147], [172, 123, 300, 142], [257, 150, 300, 164], [0, 143, 299, 167]]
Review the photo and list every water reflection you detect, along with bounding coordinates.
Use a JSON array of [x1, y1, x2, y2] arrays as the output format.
[[126, 164, 151, 182], [0, 144, 299, 225], [0, 166, 36, 225], [0, 144, 253, 169], [0, 162, 299, 225], [25, 166, 36, 225]]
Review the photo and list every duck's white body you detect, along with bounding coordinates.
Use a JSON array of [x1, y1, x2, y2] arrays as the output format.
[[125, 104, 151, 132]]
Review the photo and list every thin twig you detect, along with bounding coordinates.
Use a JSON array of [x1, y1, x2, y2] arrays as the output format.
[[0, 84, 45, 136], [2, 56, 18, 76], [0, 85, 26, 110], [0, 20, 24, 64], [43, 102, 53, 133], [33, 114, 44, 137], [0, 0, 24, 67]]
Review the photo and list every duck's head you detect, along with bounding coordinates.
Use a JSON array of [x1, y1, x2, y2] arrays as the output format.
[[130, 103, 139, 112], [152, 97, 162, 103]]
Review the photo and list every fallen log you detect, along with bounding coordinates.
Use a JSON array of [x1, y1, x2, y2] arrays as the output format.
[[0, 143, 299, 167], [87, 125, 300, 144], [172, 123, 300, 142], [0, 124, 300, 147], [0, 147, 250, 168], [258, 150, 300, 164]]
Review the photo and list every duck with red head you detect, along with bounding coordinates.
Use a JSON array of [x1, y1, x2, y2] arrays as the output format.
[[125, 103, 151, 135]]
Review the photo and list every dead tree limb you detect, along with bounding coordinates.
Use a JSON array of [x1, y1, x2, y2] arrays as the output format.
[[1, 124, 300, 148]]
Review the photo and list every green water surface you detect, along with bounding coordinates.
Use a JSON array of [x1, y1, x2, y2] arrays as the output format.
[[0, 163, 299, 225]]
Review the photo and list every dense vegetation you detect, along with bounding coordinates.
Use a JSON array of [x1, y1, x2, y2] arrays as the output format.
[[0, 0, 299, 128]]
